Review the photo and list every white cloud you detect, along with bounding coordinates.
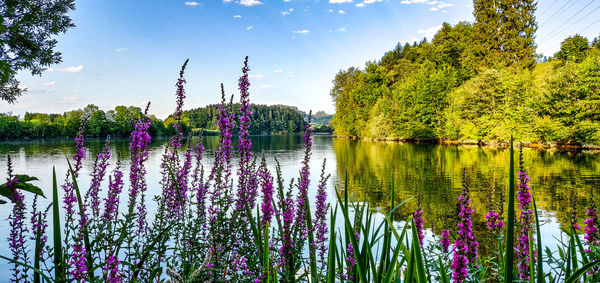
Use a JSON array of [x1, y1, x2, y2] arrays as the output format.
[[293, 29, 310, 34], [329, 0, 352, 3], [239, 0, 262, 6], [43, 81, 56, 86], [338, 27, 346, 32], [328, 8, 334, 12], [184, 1, 199, 6], [338, 9, 345, 14], [223, 0, 233, 2], [417, 24, 442, 38], [401, 0, 455, 11], [355, 0, 382, 6], [273, 69, 284, 73], [234, 14, 242, 18], [56, 65, 84, 73], [249, 74, 264, 79], [259, 84, 274, 89], [115, 47, 128, 52], [282, 11, 290, 15], [246, 26, 253, 30]]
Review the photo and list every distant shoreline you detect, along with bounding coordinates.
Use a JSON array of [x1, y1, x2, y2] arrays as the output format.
[[332, 135, 600, 152]]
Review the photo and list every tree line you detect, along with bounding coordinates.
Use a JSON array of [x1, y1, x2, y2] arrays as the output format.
[[0, 103, 313, 139], [330, 0, 600, 144]]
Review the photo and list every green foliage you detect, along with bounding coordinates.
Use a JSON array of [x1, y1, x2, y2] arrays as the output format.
[[556, 35, 590, 63], [183, 103, 307, 135], [0, 0, 76, 103]]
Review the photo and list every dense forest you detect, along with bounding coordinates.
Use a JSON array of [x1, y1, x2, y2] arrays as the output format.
[[330, 0, 600, 144], [0, 103, 313, 139], [179, 104, 307, 135]]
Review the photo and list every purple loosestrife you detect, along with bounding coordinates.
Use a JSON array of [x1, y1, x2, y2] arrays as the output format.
[[486, 192, 504, 233], [516, 146, 534, 281], [128, 103, 152, 233], [191, 141, 207, 224], [70, 241, 87, 281], [86, 137, 111, 219], [104, 255, 123, 283], [585, 197, 600, 252], [343, 233, 359, 281], [259, 156, 275, 227], [313, 160, 330, 270], [414, 193, 425, 246], [280, 181, 296, 266], [236, 56, 256, 213], [170, 59, 189, 149], [6, 156, 29, 283], [295, 113, 313, 238], [30, 195, 50, 262], [103, 156, 124, 222], [451, 171, 478, 283], [441, 230, 451, 253], [63, 134, 86, 274]]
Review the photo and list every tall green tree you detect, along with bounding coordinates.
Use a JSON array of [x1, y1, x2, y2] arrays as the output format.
[[555, 35, 589, 63], [0, 0, 76, 103]]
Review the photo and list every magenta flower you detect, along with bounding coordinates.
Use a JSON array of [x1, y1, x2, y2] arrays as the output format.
[[258, 157, 275, 227], [7, 156, 29, 283], [86, 137, 111, 219], [103, 156, 124, 222], [170, 59, 189, 148], [295, 114, 313, 238], [104, 255, 123, 283], [414, 194, 425, 246], [313, 160, 330, 270], [236, 56, 256, 213], [451, 171, 478, 283], [128, 104, 152, 233], [516, 146, 534, 281], [441, 230, 450, 253], [69, 241, 87, 281]]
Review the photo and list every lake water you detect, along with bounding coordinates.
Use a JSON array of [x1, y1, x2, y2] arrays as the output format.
[[0, 135, 597, 277]]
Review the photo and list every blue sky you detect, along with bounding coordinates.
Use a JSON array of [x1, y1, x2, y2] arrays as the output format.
[[3, 0, 600, 119]]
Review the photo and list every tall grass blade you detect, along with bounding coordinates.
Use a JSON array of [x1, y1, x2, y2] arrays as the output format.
[[34, 214, 43, 283], [0, 255, 53, 283], [533, 197, 545, 283], [565, 260, 600, 283], [504, 136, 516, 283], [51, 167, 65, 281], [304, 197, 318, 282], [327, 208, 337, 283]]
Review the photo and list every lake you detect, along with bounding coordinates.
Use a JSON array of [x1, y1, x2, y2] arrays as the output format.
[[0, 135, 597, 276]]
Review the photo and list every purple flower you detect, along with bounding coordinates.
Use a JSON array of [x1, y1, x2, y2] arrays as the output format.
[[103, 156, 124, 222], [69, 241, 87, 281], [30, 195, 49, 262], [486, 191, 505, 233], [104, 255, 123, 283], [585, 197, 600, 274], [516, 146, 534, 281], [128, 104, 152, 234], [441, 230, 450, 253], [344, 233, 359, 281], [259, 157, 275, 227], [451, 171, 478, 283], [86, 137, 111, 219], [169, 59, 189, 148], [7, 156, 29, 283], [414, 194, 425, 246], [191, 142, 207, 224], [313, 160, 330, 270], [279, 184, 296, 266], [295, 113, 313, 238]]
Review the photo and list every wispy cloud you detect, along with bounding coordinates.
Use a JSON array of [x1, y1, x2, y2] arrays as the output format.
[[115, 47, 128, 52], [273, 69, 284, 73], [328, 9, 334, 12], [293, 29, 310, 34], [259, 84, 274, 89], [239, 0, 262, 6], [249, 74, 264, 79], [338, 9, 346, 14], [43, 81, 56, 86], [246, 26, 254, 30], [184, 1, 199, 6], [330, 0, 352, 3], [401, 0, 455, 12], [281, 8, 294, 15], [338, 27, 346, 32], [417, 24, 442, 38], [356, 0, 382, 7], [48, 65, 84, 73], [234, 14, 242, 18]]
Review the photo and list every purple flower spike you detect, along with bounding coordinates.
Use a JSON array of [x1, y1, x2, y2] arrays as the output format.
[[236, 56, 256, 214], [86, 137, 111, 219], [103, 156, 124, 222], [259, 156, 274, 227], [295, 113, 313, 238], [7, 156, 29, 283], [69, 241, 87, 281], [451, 171, 478, 283], [516, 146, 534, 281], [170, 59, 189, 149], [104, 255, 123, 283], [313, 160, 330, 270], [441, 230, 450, 253], [128, 103, 152, 233], [414, 193, 425, 246], [585, 196, 600, 274]]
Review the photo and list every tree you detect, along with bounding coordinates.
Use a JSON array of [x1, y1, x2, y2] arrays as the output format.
[[555, 35, 589, 63], [473, 0, 537, 69], [0, 0, 76, 103]]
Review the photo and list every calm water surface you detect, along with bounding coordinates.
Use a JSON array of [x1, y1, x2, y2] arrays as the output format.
[[0, 135, 598, 276]]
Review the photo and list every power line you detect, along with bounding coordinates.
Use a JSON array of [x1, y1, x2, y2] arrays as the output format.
[[579, 16, 600, 34], [539, 0, 578, 27], [537, 0, 561, 19], [538, 0, 599, 42]]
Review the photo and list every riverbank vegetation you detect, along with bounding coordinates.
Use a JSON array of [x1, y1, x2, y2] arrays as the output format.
[[330, 0, 600, 145], [3, 58, 600, 283]]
